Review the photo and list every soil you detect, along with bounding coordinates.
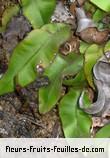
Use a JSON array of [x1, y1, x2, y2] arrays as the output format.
[[0, 0, 63, 138]]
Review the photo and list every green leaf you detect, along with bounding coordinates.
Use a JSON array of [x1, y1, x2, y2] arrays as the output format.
[[63, 69, 86, 87], [84, 44, 103, 89], [39, 53, 83, 113], [80, 41, 90, 54], [93, 9, 105, 23], [0, 23, 70, 95], [104, 40, 110, 53], [95, 124, 110, 138], [59, 89, 92, 138], [39, 55, 67, 114], [21, 0, 56, 29], [92, 9, 106, 30], [90, 0, 110, 12], [0, 5, 19, 33], [62, 53, 83, 76], [84, 1, 96, 14]]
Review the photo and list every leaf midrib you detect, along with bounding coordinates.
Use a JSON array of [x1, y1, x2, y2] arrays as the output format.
[[18, 27, 63, 75]]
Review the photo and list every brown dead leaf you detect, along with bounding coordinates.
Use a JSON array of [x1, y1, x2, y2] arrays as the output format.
[[79, 27, 109, 44]]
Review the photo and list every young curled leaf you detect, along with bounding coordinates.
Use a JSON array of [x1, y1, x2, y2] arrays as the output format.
[[0, 23, 71, 95], [59, 89, 92, 138], [93, 53, 110, 115], [79, 80, 105, 115], [80, 53, 110, 115]]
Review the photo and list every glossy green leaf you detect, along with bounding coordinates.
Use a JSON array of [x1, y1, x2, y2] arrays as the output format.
[[39, 55, 67, 114], [0, 23, 70, 95], [63, 69, 86, 87], [59, 89, 92, 138], [90, 0, 110, 12], [21, 0, 56, 28], [95, 124, 110, 138], [84, 44, 103, 89], [39, 53, 82, 113], [0, 5, 19, 33]]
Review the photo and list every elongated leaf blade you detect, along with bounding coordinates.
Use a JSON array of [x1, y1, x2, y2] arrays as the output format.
[[59, 89, 92, 138], [21, 0, 56, 28], [39, 55, 67, 114], [0, 23, 70, 95], [84, 44, 103, 89]]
